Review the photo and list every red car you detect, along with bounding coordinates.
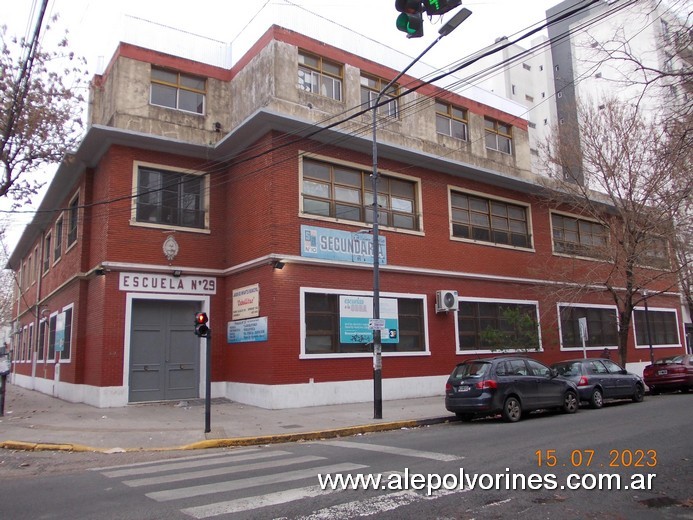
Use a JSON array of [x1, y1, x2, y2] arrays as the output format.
[[643, 354, 693, 394]]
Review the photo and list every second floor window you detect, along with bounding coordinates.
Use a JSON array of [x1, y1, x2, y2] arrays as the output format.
[[361, 75, 398, 117], [136, 166, 206, 229], [298, 51, 343, 101], [552, 213, 608, 258], [302, 159, 418, 230], [451, 192, 531, 248], [150, 68, 206, 114], [54, 217, 63, 262], [43, 233, 51, 273], [436, 101, 468, 141], [484, 117, 512, 154], [67, 194, 79, 247]]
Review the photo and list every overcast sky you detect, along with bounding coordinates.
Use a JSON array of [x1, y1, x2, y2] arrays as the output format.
[[2, 0, 562, 251]]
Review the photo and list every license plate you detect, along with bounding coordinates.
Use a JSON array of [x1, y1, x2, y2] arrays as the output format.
[[658, 369, 667, 375], [458, 385, 470, 392]]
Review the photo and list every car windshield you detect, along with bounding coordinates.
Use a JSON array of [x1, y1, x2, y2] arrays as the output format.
[[655, 356, 684, 365], [452, 362, 490, 379], [553, 362, 581, 377]]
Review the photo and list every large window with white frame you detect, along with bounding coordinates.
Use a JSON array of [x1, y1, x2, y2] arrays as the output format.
[[559, 304, 618, 350], [302, 158, 419, 231], [46, 305, 73, 362], [301, 289, 427, 357], [456, 298, 540, 352], [551, 212, 608, 259], [450, 190, 531, 248], [54, 216, 63, 263], [134, 164, 207, 230], [633, 307, 680, 348], [67, 193, 79, 247]]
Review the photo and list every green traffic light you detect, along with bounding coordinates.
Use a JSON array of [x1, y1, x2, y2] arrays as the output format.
[[396, 12, 423, 37]]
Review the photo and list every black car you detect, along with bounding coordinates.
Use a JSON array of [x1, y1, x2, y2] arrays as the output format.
[[445, 356, 579, 423], [551, 358, 645, 408]]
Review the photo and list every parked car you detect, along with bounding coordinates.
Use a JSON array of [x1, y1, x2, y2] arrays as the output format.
[[643, 354, 693, 394], [444, 356, 579, 423], [551, 358, 645, 408]]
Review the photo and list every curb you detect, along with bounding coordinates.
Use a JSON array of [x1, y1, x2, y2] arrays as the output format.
[[0, 416, 456, 453]]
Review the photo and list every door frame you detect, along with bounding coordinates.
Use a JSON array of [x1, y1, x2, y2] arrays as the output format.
[[123, 292, 210, 402]]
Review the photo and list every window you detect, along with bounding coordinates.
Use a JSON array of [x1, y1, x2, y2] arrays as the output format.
[[43, 233, 51, 273], [361, 75, 398, 117], [634, 309, 679, 347], [67, 194, 79, 247], [522, 63, 531, 71], [458, 300, 539, 351], [559, 305, 618, 349], [302, 158, 418, 230], [46, 307, 73, 361], [48, 314, 57, 360], [298, 51, 342, 101], [451, 191, 530, 248], [136, 166, 206, 229], [435, 101, 468, 141], [640, 236, 669, 269], [551, 213, 608, 258], [150, 68, 205, 114], [484, 117, 512, 154], [37, 320, 46, 361], [61, 306, 73, 360], [303, 292, 425, 355], [54, 216, 63, 262]]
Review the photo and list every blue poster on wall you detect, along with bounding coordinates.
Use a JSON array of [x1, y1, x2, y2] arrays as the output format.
[[339, 295, 399, 344], [301, 225, 386, 265]]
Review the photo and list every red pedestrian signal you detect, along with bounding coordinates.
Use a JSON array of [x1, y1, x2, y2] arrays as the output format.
[[195, 312, 210, 337]]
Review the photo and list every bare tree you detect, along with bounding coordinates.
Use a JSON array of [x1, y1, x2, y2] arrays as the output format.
[[540, 97, 691, 365], [0, 17, 86, 207]]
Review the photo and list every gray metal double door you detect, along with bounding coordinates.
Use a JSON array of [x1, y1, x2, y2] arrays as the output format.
[[129, 300, 200, 402]]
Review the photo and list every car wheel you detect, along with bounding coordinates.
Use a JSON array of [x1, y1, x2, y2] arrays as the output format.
[[455, 412, 474, 422], [563, 391, 579, 414], [632, 384, 645, 402], [502, 396, 522, 422], [589, 388, 604, 409]]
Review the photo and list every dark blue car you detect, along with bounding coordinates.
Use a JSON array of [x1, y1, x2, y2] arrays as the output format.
[[445, 356, 579, 422]]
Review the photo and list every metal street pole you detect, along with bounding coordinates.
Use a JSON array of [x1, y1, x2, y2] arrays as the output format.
[[371, 8, 472, 419]]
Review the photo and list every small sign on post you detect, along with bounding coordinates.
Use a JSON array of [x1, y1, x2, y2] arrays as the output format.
[[578, 317, 589, 359]]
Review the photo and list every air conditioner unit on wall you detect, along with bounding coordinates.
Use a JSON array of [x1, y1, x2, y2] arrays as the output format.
[[436, 290, 459, 313]]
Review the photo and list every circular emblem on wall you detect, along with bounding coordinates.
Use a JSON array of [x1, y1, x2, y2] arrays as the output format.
[[163, 235, 180, 261]]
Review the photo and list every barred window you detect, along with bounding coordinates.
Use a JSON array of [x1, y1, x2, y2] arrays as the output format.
[[302, 159, 418, 230], [458, 301, 538, 351], [150, 68, 205, 114], [436, 101, 468, 141], [136, 166, 206, 230], [298, 51, 343, 101], [451, 192, 530, 248], [634, 309, 679, 347], [559, 305, 618, 349]]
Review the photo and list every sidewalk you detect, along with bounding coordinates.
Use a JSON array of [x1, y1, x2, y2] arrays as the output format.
[[0, 384, 454, 453]]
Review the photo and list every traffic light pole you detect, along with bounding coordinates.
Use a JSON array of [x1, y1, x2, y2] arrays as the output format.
[[371, 7, 471, 419], [204, 331, 212, 433]]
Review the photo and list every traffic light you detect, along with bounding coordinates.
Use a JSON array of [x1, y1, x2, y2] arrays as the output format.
[[395, 0, 424, 38], [194, 312, 209, 337], [423, 0, 462, 16]]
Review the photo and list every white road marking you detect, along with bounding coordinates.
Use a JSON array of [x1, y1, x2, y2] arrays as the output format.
[[123, 455, 326, 487], [316, 440, 462, 461], [102, 450, 290, 478], [146, 463, 368, 501], [91, 447, 262, 472]]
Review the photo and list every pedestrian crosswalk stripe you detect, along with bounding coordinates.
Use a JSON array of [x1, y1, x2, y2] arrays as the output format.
[[102, 450, 291, 479], [146, 463, 368, 502], [315, 440, 462, 461], [123, 455, 327, 487]]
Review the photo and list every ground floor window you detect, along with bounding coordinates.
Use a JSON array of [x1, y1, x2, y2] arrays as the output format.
[[457, 299, 539, 352], [559, 304, 618, 349], [303, 290, 426, 356], [633, 308, 679, 347]]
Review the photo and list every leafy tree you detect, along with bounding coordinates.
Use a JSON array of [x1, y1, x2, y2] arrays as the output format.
[[479, 307, 540, 352], [0, 18, 86, 207]]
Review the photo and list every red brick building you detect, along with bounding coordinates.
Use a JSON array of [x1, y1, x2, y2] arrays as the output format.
[[7, 25, 686, 408]]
